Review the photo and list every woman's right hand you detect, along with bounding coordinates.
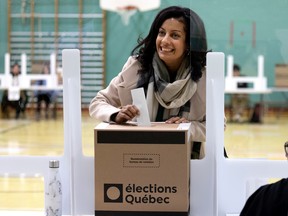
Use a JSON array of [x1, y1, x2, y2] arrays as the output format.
[[113, 105, 140, 124]]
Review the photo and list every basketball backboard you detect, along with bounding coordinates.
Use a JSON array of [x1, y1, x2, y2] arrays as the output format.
[[100, 0, 160, 12], [99, 0, 160, 25]]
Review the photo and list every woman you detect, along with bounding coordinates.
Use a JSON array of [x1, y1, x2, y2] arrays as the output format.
[[1, 62, 28, 119], [34, 63, 58, 120], [89, 6, 208, 158]]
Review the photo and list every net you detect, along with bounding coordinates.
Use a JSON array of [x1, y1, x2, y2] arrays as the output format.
[[116, 6, 138, 25]]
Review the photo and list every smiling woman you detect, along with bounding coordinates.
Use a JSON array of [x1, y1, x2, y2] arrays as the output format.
[[89, 6, 209, 159]]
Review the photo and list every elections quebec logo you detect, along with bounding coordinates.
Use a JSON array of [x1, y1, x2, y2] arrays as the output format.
[[104, 183, 177, 205], [104, 184, 123, 203]]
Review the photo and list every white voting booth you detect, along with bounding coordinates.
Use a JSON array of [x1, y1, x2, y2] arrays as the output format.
[[0, 50, 287, 215], [225, 55, 270, 94], [0, 52, 60, 91]]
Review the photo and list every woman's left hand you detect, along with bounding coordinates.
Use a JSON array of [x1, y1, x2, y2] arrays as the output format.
[[165, 116, 190, 124]]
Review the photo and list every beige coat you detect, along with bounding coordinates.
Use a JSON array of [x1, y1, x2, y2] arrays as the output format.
[[89, 56, 207, 142]]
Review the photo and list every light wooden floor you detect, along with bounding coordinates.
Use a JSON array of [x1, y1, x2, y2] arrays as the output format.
[[0, 109, 287, 211]]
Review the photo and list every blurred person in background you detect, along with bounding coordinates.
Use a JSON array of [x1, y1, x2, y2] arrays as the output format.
[[34, 62, 58, 120], [1, 62, 28, 119], [230, 64, 249, 123]]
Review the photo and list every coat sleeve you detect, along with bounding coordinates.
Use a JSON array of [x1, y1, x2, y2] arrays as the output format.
[[190, 117, 206, 142], [89, 56, 139, 122]]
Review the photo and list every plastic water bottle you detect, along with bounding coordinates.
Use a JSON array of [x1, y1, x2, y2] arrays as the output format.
[[45, 160, 62, 216]]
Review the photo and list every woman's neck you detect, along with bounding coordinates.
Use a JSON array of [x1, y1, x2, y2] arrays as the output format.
[[164, 55, 186, 81], [169, 71, 177, 82]]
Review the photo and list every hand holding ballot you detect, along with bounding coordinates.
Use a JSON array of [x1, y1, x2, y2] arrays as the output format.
[[111, 104, 140, 124]]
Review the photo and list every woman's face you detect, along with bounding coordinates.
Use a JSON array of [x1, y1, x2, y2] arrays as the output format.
[[156, 18, 187, 72]]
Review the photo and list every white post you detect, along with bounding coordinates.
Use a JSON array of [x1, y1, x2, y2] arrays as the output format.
[[21, 53, 27, 75], [49, 52, 57, 87], [190, 52, 225, 216], [227, 55, 234, 77], [258, 55, 264, 78], [50, 52, 56, 75], [62, 49, 95, 215], [63, 49, 80, 215], [5, 53, 10, 76]]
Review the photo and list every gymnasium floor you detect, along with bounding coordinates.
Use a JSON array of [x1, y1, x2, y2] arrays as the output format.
[[0, 109, 287, 212]]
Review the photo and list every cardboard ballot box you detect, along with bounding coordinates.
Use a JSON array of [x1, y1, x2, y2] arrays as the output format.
[[94, 122, 191, 216]]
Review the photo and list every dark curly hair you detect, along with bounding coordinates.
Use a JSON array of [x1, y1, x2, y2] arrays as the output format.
[[131, 6, 208, 86]]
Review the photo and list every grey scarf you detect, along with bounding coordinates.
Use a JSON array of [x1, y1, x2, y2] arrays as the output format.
[[144, 53, 197, 121]]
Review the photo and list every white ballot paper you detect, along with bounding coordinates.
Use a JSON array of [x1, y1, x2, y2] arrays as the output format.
[[131, 87, 151, 126]]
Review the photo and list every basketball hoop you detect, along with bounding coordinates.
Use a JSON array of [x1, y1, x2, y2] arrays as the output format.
[[116, 6, 138, 25], [99, 0, 161, 25]]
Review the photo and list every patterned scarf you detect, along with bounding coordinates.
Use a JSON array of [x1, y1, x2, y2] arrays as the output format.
[[138, 53, 197, 121]]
